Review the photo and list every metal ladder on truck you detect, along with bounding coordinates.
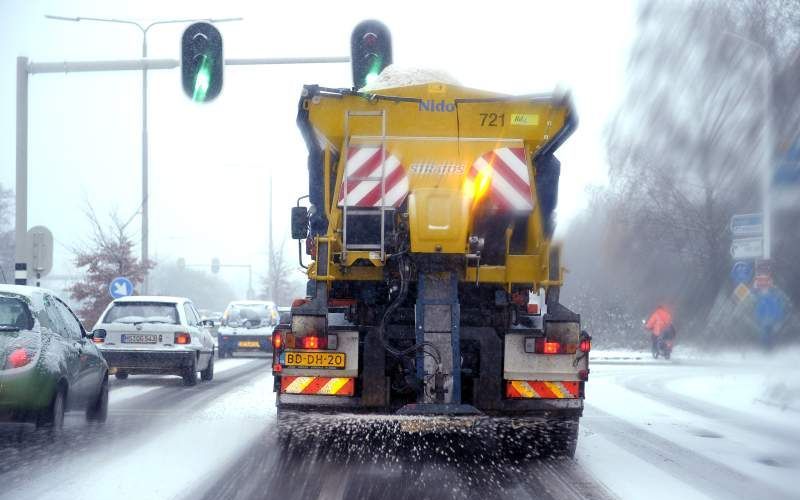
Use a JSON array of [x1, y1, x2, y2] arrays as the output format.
[[341, 109, 390, 263]]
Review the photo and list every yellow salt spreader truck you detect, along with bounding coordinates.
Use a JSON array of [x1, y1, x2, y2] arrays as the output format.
[[271, 22, 590, 458]]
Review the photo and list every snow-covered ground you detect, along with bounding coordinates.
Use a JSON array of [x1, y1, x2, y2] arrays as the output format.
[[108, 357, 257, 405], [3, 350, 799, 500], [581, 348, 800, 500]]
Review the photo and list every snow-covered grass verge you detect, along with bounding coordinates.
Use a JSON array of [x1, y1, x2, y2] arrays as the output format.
[[667, 349, 800, 417]]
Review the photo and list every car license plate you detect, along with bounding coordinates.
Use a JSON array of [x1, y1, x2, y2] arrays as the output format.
[[284, 351, 346, 369], [238, 340, 260, 348], [121, 334, 158, 344]]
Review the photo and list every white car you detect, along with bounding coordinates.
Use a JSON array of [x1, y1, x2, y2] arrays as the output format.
[[217, 300, 278, 358], [92, 296, 215, 386]]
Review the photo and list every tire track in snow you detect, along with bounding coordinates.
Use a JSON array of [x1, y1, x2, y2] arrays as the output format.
[[195, 426, 617, 500], [620, 371, 800, 449], [0, 357, 269, 494], [583, 405, 794, 500]]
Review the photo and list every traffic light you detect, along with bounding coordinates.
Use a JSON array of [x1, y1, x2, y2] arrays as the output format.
[[181, 22, 223, 102], [350, 20, 392, 89]]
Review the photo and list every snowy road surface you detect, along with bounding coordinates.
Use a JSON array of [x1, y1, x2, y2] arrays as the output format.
[[0, 351, 798, 500]]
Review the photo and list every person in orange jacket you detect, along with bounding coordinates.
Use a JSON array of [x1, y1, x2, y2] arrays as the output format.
[[645, 305, 675, 355]]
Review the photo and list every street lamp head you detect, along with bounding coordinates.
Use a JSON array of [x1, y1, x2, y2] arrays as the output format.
[[44, 15, 80, 22]]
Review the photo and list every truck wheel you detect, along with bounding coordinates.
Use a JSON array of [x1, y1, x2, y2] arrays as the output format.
[[115, 372, 129, 380], [201, 352, 215, 381], [38, 387, 66, 432], [183, 355, 198, 386], [495, 421, 536, 461], [86, 374, 109, 422], [542, 417, 579, 458]]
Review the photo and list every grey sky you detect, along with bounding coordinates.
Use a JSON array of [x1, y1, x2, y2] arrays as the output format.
[[1, 0, 634, 297]]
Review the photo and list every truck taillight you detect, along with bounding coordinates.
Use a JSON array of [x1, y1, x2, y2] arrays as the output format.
[[174, 333, 191, 345], [580, 339, 591, 352], [524, 337, 576, 355], [537, 338, 562, 354], [273, 331, 284, 350], [301, 336, 326, 350], [8, 348, 31, 368]]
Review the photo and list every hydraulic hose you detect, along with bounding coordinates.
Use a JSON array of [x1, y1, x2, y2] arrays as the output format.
[[377, 255, 442, 366]]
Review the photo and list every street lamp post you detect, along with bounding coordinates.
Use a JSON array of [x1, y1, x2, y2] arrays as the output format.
[[45, 15, 242, 292], [723, 31, 773, 261]]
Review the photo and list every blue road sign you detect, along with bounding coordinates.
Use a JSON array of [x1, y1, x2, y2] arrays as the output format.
[[756, 288, 784, 327], [731, 261, 754, 285], [109, 277, 134, 299], [730, 213, 762, 237]]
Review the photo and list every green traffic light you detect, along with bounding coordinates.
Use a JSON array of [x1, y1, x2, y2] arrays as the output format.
[[192, 54, 212, 102], [363, 53, 383, 87]]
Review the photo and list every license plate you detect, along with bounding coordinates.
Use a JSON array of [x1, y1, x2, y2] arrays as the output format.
[[121, 334, 158, 344], [238, 340, 260, 348], [284, 351, 346, 369]]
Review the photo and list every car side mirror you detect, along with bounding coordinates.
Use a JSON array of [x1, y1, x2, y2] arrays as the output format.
[[200, 319, 214, 327], [291, 206, 309, 240]]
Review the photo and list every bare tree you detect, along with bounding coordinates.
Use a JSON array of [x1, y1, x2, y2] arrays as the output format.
[[260, 238, 303, 307], [67, 207, 153, 325], [563, 0, 800, 346]]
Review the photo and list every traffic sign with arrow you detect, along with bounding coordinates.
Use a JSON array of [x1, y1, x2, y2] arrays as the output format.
[[109, 277, 134, 299], [730, 261, 754, 284], [730, 237, 763, 260]]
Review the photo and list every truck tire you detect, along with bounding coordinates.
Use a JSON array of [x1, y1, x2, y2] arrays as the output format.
[[183, 355, 198, 386], [542, 417, 579, 458]]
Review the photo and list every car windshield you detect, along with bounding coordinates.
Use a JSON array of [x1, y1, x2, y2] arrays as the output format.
[[0, 296, 34, 331], [224, 303, 273, 327], [103, 302, 179, 325]]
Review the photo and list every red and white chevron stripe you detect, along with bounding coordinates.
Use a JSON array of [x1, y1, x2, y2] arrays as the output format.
[[467, 147, 533, 212], [338, 146, 409, 208]]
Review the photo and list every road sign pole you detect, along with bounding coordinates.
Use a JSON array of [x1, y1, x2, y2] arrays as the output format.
[[15, 57, 29, 286]]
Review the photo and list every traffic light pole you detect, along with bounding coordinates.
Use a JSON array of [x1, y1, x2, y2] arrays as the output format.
[[14, 54, 348, 287], [182, 262, 254, 299]]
